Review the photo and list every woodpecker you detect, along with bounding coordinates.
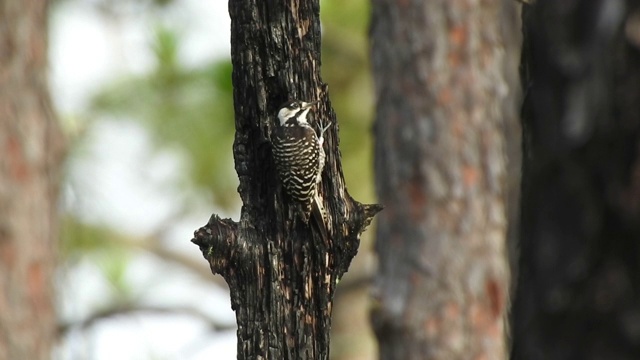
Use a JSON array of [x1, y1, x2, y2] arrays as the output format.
[[271, 99, 330, 241]]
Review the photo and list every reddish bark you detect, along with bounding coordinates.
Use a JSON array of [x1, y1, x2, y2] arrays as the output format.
[[370, 0, 520, 358], [0, 1, 64, 359]]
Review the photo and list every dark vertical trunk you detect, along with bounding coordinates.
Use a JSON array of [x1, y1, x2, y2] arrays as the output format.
[[191, 1, 380, 359], [370, 0, 519, 358], [0, 1, 64, 359], [512, 1, 640, 358]]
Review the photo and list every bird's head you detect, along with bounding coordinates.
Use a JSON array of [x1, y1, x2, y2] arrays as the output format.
[[277, 100, 317, 126]]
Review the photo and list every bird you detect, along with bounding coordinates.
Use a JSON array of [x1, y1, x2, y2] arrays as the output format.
[[271, 99, 330, 242]]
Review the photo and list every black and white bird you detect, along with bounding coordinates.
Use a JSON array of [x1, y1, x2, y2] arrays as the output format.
[[271, 99, 330, 241]]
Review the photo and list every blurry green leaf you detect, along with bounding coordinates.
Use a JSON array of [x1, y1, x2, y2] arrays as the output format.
[[90, 26, 237, 209], [61, 216, 121, 256], [61, 216, 134, 299], [100, 249, 133, 298], [321, 0, 375, 203]]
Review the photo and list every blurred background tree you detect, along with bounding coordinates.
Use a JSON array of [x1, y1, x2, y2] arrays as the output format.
[[54, 0, 376, 359], [369, 0, 518, 358], [512, 1, 640, 358], [0, 1, 64, 359]]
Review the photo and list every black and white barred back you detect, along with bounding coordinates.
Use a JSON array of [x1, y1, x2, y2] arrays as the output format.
[[272, 100, 327, 223]]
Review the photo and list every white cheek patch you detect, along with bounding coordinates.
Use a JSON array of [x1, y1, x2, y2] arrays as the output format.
[[278, 108, 296, 125], [297, 108, 311, 124]]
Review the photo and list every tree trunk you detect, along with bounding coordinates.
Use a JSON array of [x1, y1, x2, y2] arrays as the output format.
[[191, 1, 380, 359], [370, 0, 519, 358], [512, 1, 640, 358], [0, 1, 64, 359]]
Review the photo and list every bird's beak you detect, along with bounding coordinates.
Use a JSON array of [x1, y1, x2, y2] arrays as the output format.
[[302, 101, 319, 109]]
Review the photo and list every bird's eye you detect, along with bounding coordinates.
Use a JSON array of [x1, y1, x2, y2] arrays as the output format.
[[284, 100, 301, 111]]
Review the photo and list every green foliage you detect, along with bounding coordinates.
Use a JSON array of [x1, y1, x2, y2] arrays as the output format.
[[91, 26, 237, 209], [321, 0, 375, 203], [61, 216, 135, 299], [60, 215, 120, 257]]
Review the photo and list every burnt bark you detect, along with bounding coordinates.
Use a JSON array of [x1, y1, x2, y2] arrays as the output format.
[[512, 1, 640, 358], [370, 0, 519, 359], [0, 1, 64, 359], [190, 1, 380, 359]]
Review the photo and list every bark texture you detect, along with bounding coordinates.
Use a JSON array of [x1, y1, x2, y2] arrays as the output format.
[[0, 1, 64, 359], [191, 1, 380, 359], [512, 1, 640, 358], [370, 0, 519, 358]]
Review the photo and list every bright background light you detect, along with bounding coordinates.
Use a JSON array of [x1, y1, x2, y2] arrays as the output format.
[[50, 1, 236, 359]]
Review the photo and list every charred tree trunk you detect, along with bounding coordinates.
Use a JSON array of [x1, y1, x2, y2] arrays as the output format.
[[512, 1, 640, 358], [370, 0, 519, 358], [0, 1, 64, 359], [191, 1, 380, 359]]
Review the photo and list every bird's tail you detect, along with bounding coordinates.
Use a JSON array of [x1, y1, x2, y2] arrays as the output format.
[[310, 194, 329, 245]]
